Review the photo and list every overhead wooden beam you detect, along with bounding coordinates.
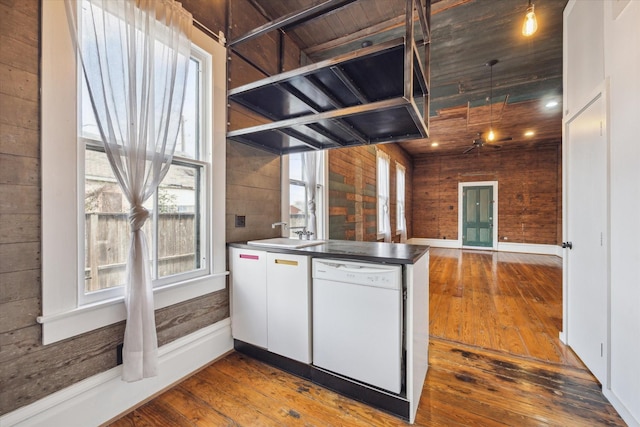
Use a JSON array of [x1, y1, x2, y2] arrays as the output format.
[[229, 0, 357, 47], [304, 0, 468, 60]]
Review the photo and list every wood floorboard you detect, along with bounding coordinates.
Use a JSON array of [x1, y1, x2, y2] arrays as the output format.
[[108, 248, 625, 426]]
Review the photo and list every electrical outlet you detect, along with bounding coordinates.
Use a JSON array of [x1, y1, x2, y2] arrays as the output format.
[[235, 215, 246, 228]]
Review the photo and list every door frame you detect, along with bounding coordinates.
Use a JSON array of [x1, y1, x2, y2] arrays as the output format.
[[458, 181, 498, 250], [561, 80, 611, 387]]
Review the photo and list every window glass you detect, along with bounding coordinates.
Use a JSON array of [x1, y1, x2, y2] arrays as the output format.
[[84, 147, 152, 293], [289, 181, 307, 235], [157, 162, 202, 278], [286, 152, 325, 239], [80, 49, 208, 300], [289, 153, 307, 236], [175, 58, 200, 159], [289, 152, 304, 181]]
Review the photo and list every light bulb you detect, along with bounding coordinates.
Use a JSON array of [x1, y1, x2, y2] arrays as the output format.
[[488, 129, 496, 141], [522, 4, 538, 37]]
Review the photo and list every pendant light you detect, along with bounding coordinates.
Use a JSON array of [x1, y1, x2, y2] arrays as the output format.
[[522, 0, 538, 37], [486, 59, 498, 142]]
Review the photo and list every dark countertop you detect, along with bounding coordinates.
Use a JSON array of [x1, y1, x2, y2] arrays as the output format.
[[228, 239, 429, 265]]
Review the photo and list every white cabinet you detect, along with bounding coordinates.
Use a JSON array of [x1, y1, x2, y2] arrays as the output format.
[[230, 248, 311, 362], [266, 253, 311, 363], [229, 248, 267, 348], [406, 252, 429, 423]]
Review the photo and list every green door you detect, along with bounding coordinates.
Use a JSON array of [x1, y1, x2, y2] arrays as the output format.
[[462, 186, 494, 247]]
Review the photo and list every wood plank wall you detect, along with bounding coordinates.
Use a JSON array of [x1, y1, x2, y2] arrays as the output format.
[[412, 143, 562, 244], [0, 0, 229, 416], [328, 143, 413, 241], [225, 0, 303, 243]]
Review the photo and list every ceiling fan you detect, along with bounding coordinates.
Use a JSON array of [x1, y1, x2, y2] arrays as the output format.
[[463, 132, 512, 154], [464, 59, 513, 154]]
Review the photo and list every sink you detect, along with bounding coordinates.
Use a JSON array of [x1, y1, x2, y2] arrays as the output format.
[[247, 238, 325, 249]]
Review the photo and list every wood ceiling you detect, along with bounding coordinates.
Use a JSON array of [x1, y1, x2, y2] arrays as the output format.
[[247, 0, 567, 156]]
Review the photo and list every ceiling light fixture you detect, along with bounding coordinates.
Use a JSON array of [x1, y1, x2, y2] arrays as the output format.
[[545, 100, 558, 108], [522, 0, 538, 37], [431, 142, 439, 147], [524, 130, 535, 137], [485, 59, 498, 142]]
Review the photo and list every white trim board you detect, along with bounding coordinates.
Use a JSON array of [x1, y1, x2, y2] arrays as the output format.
[[408, 238, 562, 257], [1, 319, 233, 427], [408, 238, 461, 249], [497, 242, 563, 257], [604, 389, 640, 427]]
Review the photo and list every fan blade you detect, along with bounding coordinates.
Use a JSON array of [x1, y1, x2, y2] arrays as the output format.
[[463, 145, 477, 154], [495, 136, 513, 142], [487, 144, 502, 149]]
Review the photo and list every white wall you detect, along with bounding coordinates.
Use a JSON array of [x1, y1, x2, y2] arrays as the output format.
[[565, 1, 640, 425], [603, 1, 640, 425]]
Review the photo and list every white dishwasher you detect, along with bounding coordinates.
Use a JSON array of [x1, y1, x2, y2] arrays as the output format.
[[312, 258, 403, 394]]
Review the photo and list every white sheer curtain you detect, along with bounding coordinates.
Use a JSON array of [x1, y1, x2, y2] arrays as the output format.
[[302, 152, 318, 237], [397, 165, 407, 243], [65, 0, 192, 382], [399, 204, 407, 243], [377, 150, 392, 242]]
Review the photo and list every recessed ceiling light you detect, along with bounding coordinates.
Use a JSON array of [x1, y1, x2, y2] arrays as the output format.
[[545, 100, 559, 108], [431, 142, 439, 147], [524, 130, 535, 137]]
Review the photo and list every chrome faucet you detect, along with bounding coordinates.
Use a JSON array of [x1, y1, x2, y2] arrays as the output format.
[[271, 221, 288, 230], [295, 227, 314, 240]]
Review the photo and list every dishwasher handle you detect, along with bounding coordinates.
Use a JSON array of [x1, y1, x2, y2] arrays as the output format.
[[314, 260, 400, 275]]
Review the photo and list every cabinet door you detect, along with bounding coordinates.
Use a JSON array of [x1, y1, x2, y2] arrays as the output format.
[[230, 248, 267, 348], [266, 253, 311, 363]]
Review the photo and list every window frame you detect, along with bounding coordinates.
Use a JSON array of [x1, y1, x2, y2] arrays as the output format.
[[78, 43, 211, 305], [396, 162, 406, 236], [376, 150, 390, 240], [40, 0, 227, 345], [281, 151, 327, 240]]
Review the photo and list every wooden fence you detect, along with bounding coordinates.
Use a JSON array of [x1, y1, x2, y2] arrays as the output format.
[[84, 213, 197, 292]]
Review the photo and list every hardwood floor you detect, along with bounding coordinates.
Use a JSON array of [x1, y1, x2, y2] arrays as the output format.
[[109, 249, 625, 426], [429, 248, 582, 367]]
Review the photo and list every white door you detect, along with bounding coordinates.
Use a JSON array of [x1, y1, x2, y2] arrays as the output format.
[[565, 93, 608, 384]]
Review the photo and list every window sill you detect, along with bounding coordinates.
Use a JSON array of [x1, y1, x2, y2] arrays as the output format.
[[37, 271, 228, 345]]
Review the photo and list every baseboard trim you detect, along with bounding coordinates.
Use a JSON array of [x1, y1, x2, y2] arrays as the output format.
[[408, 238, 562, 257], [497, 242, 563, 257], [1, 318, 233, 427], [603, 389, 640, 427], [407, 238, 461, 249]]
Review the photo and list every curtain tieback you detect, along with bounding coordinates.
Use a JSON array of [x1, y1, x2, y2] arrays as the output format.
[[129, 205, 149, 231]]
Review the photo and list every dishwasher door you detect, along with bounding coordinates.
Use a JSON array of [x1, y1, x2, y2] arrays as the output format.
[[312, 259, 403, 394]]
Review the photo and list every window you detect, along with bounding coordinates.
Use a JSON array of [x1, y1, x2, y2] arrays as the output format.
[[396, 162, 406, 236], [377, 150, 390, 240], [283, 151, 327, 239], [80, 50, 209, 305], [40, 1, 227, 344]]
